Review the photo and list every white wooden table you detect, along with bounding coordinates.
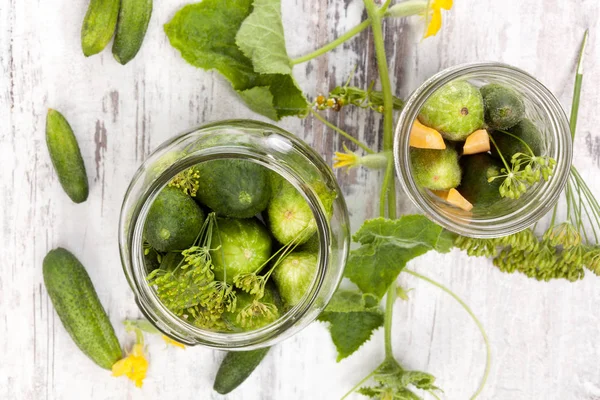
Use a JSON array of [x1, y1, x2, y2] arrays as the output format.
[[2, 0, 600, 399]]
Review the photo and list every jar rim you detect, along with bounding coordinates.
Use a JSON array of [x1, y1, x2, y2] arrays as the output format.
[[393, 62, 573, 238], [118, 120, 349, 349]]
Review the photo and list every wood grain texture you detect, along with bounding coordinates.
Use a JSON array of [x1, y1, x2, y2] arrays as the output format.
[[1, 0, 600, 399]]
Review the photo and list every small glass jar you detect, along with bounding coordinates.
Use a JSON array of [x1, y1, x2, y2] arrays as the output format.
[[394, 62, 572, 238], [118, 120, 350, 349]]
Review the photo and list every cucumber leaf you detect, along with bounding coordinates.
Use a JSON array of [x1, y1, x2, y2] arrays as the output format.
[[164, 0, 308, 120], [318, 310, 383, 362], [318, 289, 383, 361], [236, 0, 292, 75], [345, 216, 456, 299]]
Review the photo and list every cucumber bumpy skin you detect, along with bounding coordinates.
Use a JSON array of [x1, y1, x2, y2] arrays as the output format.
[[418, 80, 484, 141], [81, 0, 121, 57], [490, 118, 543, 161], [43, 248, 123, 370], [480, 83, 525, 130], [46, 109, 89, 203], [210, 218, 272, 284], [112, 0, 153, 64], [458, 153, 503, 208], [143, 186, 205, 252], [272, 251, 317, 308], [410, 146, 462, 190], [213, 348, 270, 394]]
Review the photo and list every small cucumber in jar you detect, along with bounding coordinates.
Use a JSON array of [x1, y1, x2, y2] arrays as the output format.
[[43, 248, 123, 369], [210, 217, 272, 284], [81, 0, 120, 57], [46, 109, 89, 203], [410, 146, 461, 190], [195, 159, 271, 218], [490, 118, 543, 161], [144, 186, 205, 252], [272, 251, 318, 308], [480, 83, 525, 130], [418, 81, 484, 141], [268, 178, 335, 246], [112, 0, 153, 64]]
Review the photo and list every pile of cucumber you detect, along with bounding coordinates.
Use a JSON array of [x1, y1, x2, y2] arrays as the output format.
[[409, 80, 545, 211], [143, 158, 336, 332]]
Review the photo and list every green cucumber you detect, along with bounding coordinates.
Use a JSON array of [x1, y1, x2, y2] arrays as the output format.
[[418, 81, 484, 141], [480, 83, 525, 130], [81, 0, 121, 57], [210, 217, 272, 284], [213, 347, 270, 394], [272, 251, 317, 308], [457, 153, 503, 208], [195, 159, 271, 218], [490, 118, 543, 160], [410, 146, 461, 190], [46, 109, 89, 204], [43, 248, 122, 369], [144, 186, 205, 252], [112, 0, 153, 64]]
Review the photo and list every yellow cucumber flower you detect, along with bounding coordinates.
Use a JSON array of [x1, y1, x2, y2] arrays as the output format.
[[424, 0, 454, 38], [333, 144, 389, 171], [112, 343, 149, 388], [112, 326, 149, 388]]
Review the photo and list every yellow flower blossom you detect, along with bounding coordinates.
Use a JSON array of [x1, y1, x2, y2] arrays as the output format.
[[333, 145, 360, 170], [112, 343, 149, 388], [162, 335, 186, 349], [424, 0, 453, 38]]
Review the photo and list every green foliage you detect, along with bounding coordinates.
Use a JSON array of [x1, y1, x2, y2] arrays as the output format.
[[235, 0, 292, 74], [318, 290, 383, 361], [164, 0, 308, 120], [345, 216, 456, 299]]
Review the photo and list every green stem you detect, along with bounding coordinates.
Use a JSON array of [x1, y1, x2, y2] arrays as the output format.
[[488, 134, 511, 172], [310, 109, 375, 154], [340, 369, 377, 400], [570, 30, 588, 139], [550, 202, 559, 229], [405, 269, 491, 400], [383, 283, 396, 358], [364, 0, 399, 362], [497, 129, 536, 157], [291, 19, 371, 65]]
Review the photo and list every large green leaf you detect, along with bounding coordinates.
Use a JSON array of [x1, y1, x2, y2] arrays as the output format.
[[318, 310, 384, 362], [345, 216, 456, 299], [236, 0, 292, 74], [164, 0, 308, 120]]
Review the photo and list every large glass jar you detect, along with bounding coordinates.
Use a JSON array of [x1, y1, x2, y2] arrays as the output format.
[[119, 120, 350, 349], [394, 62, 572, 238]]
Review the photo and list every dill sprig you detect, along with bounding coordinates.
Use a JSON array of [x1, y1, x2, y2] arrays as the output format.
[[457, 31, 599, 282], [168, 166, 201, 197], [147, 213, 238, 321], [236, 300, 279, 330]]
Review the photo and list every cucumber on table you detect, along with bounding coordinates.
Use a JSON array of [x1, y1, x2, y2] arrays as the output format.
[[46, 109, 89, 204], [112, 0, 153, 64], [213, 347, 271, 395], [43, 248, 122, 370], [144, 186, 205, 252], [195, 159, 271, 218], [81, 0, 120, 57]]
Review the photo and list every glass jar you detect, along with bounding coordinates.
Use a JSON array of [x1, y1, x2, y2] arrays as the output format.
[[119, 120, 350, 349], [394, 62, 572, 238]]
